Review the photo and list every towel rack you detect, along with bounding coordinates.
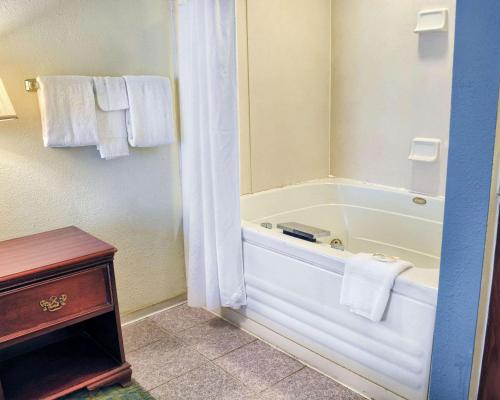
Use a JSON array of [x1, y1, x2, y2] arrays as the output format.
[[25, 79, 38, 92]]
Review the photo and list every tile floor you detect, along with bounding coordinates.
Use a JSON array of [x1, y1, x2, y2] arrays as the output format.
[[122, 303, 366, 400]]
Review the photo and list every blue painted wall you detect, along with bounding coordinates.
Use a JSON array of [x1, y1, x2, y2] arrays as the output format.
[[429, 1, 500, 399]]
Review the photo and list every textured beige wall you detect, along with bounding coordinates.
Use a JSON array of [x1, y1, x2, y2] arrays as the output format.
[[331, 0, 455, 196], [238, 0, 331, 193], [0, 0, 186, 315]]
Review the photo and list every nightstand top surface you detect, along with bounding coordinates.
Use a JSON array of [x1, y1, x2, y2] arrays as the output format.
[[0, 226, 116, 283]]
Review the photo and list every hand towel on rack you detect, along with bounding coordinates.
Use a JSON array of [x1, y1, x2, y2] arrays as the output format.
[[339, 253, 413, 322], [123, 75, 175, 147], [36, 76, 98, 147], [93, 77, 129, 111], [93, 76, 129, 159], [95, 109, 129, 160]]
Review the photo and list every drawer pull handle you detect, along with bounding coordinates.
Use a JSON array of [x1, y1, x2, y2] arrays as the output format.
[[40, 294, 68, 312]]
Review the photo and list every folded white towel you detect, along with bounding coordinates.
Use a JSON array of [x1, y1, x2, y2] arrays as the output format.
[[123, 75, 175, 147], [339, 253, 413, 322], [37, 76, 98, 147], [95, 108, 129, 160], [92, 77, 129, 159], [93, 77, 129, 111]]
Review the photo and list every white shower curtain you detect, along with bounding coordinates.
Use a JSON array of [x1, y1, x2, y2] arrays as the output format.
[[177, 0, 246, 309]]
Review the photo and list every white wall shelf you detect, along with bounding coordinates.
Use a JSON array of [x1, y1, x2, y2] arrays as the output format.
[[414, 9, 448, 33], [409, 138, 441, 162]]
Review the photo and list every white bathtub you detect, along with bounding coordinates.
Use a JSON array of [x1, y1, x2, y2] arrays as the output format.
[[224, 178, 443, 400]]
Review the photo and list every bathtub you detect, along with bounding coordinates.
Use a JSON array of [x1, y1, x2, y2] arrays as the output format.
[[223, 178, 443, 400]]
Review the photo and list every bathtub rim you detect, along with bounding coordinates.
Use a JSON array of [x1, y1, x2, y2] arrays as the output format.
[[242, 223, 438, 306], [241, 176, 445, 204]]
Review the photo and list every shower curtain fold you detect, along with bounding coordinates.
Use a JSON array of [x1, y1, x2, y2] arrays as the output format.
[[177, 0, 246, 309]]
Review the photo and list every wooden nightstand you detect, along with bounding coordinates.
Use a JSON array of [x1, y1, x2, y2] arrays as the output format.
[[0, 226, 131, 400]]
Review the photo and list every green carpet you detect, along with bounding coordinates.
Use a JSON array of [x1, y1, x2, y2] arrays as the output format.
[[61, 382, 155, 400]]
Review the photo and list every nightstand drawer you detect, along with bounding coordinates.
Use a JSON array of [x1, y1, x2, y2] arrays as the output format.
[[0, 265, 112, 343]]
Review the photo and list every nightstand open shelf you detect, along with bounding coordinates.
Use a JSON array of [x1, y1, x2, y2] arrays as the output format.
[[0, 328, 125, 400]]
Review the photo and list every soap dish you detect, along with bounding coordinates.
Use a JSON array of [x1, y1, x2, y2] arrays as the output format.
[[414, 8, 448, 33], [409, 138, 441, 162]]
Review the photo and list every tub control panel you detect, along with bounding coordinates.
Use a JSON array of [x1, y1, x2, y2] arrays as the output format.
[[277, 222, 331, 242]]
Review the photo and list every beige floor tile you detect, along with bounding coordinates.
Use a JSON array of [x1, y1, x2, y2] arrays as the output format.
[[122, 318, 171, 353], [128, 339, 208, 391], [150, 363, 255, 400], [176, 318, 256, 359], [215, 340, 304, 392], [123, 313, 365, 399], [259, 367, 366, 400], [150, 304, 215, 333]]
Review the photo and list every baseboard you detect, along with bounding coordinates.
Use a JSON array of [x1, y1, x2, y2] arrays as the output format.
[[121, 293, 187, 325]]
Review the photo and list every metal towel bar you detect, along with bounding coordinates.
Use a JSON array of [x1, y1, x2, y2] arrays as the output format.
[[25, 79, 38, 92]]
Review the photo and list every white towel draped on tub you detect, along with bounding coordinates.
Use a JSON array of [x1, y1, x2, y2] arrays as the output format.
[[37, 76, 98, 147], [123, 75, 175, 147], [340, 253, 413, 321]]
